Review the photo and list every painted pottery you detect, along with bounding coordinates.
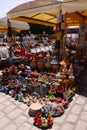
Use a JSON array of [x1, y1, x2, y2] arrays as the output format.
[[30, 60, 37, 69], [37, 59, 44, 71], [29, 103, 42, 116]]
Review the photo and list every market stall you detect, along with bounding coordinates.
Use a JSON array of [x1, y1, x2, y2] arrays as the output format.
[[0, 17, 30, 31], [1, 0, 87, 129], [0, 57, 78, 129], [7, 0, 87, 27]]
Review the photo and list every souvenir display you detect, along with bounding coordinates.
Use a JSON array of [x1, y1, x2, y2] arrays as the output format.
[[0, 54, 81, 129], [51, 56, 59, 73], [44, 52, 52, 72], [33, 112, 53, 129], [29, 103, 42, 117], [1, 17, 87, 129]]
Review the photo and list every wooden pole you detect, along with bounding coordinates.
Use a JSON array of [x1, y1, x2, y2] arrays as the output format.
[[7, 19, 13, 57], [62, 13, 67, 58]]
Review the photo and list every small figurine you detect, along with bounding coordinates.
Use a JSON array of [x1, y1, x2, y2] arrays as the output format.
[[42, 118, 47, 128], [33, 112, 42, 128], [68, 63, 74, 76], [47, 112, 53, 127]]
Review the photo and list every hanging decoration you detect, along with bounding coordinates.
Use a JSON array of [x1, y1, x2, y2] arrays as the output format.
[[7, 19, 14, 57], [57, 10, 63, 23], [7, 19, 12, 43]]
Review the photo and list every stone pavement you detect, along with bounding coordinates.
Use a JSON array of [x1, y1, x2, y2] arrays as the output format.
[[0, 92, 87, 130]]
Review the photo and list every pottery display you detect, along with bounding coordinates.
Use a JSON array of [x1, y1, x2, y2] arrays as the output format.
[[29, 103, 42, 116], [51, 62, 59, 73], [0, 61, 79, 129], [37, 59, 44, 71], [33, 112, 53, 129], [60, 57, 69, 67], [45, 61, 52, 72], [30, 60, 37, 69]]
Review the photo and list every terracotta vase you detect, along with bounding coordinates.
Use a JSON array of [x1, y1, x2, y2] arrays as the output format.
[[37, 59, 44, 71], [51, 63, 59, 73], [30, 60, 37, 69], [51, 58, 59, 73], [45, 62, 52, 72]]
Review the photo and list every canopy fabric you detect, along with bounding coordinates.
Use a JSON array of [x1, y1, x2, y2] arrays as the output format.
[[0, 27, 7, 32], [0, 17, 30, 32], [7, 0, 87, 27]]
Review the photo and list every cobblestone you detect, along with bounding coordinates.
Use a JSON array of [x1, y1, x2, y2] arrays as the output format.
[[66, 113, 78, 123], [0, 104, 5, 110], [4, 104, 17, 114], [3, 124, 17, 130], [0, 112, 5, 119], [18, 103, 28, 110], [7, 109, 22, 119], [15, 115, 27, 126], [60, 123, 74, 130], [2, 100, 11, 106], [80, 111, 87, 122], [76, 96, 86, 105], [0, 117, 10, 129], [71, 104, 82, 115], [0, 92, 87, 130], [0, 97, 7, 103], [18, 122, 32, 130], [75, 120, 87, 130], [84, 104, 87, 111], [30, 126, 41, 130], [54, 114, 66, 124]]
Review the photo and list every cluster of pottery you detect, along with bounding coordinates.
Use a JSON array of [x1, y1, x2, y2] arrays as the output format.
[[33, 112, 53, 129], [29, 52, 59, 73], [0, 61, 77, 129], [0, 62, 75, 104]]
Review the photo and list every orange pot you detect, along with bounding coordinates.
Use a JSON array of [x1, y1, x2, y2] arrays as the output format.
[[30, 60, 37, 69], [37, 60, 44, 70]]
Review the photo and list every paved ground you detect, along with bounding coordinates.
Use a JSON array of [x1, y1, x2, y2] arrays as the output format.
[[0, 65, 87, 130], [0, 92, 87, 130]]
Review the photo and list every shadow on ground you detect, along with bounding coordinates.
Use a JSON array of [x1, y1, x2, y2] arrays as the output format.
[[76, 64, 87, 97]]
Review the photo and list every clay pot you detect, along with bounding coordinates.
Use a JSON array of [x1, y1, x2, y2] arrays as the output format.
[[61, 74, 67, 80], [45, 62, 52, 72], [51, 62, 59, 73], [30, 60, 37, 69], [51, 56, 59, 73], [37, 59, 44, 71], [29, 103, 42, 117]]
